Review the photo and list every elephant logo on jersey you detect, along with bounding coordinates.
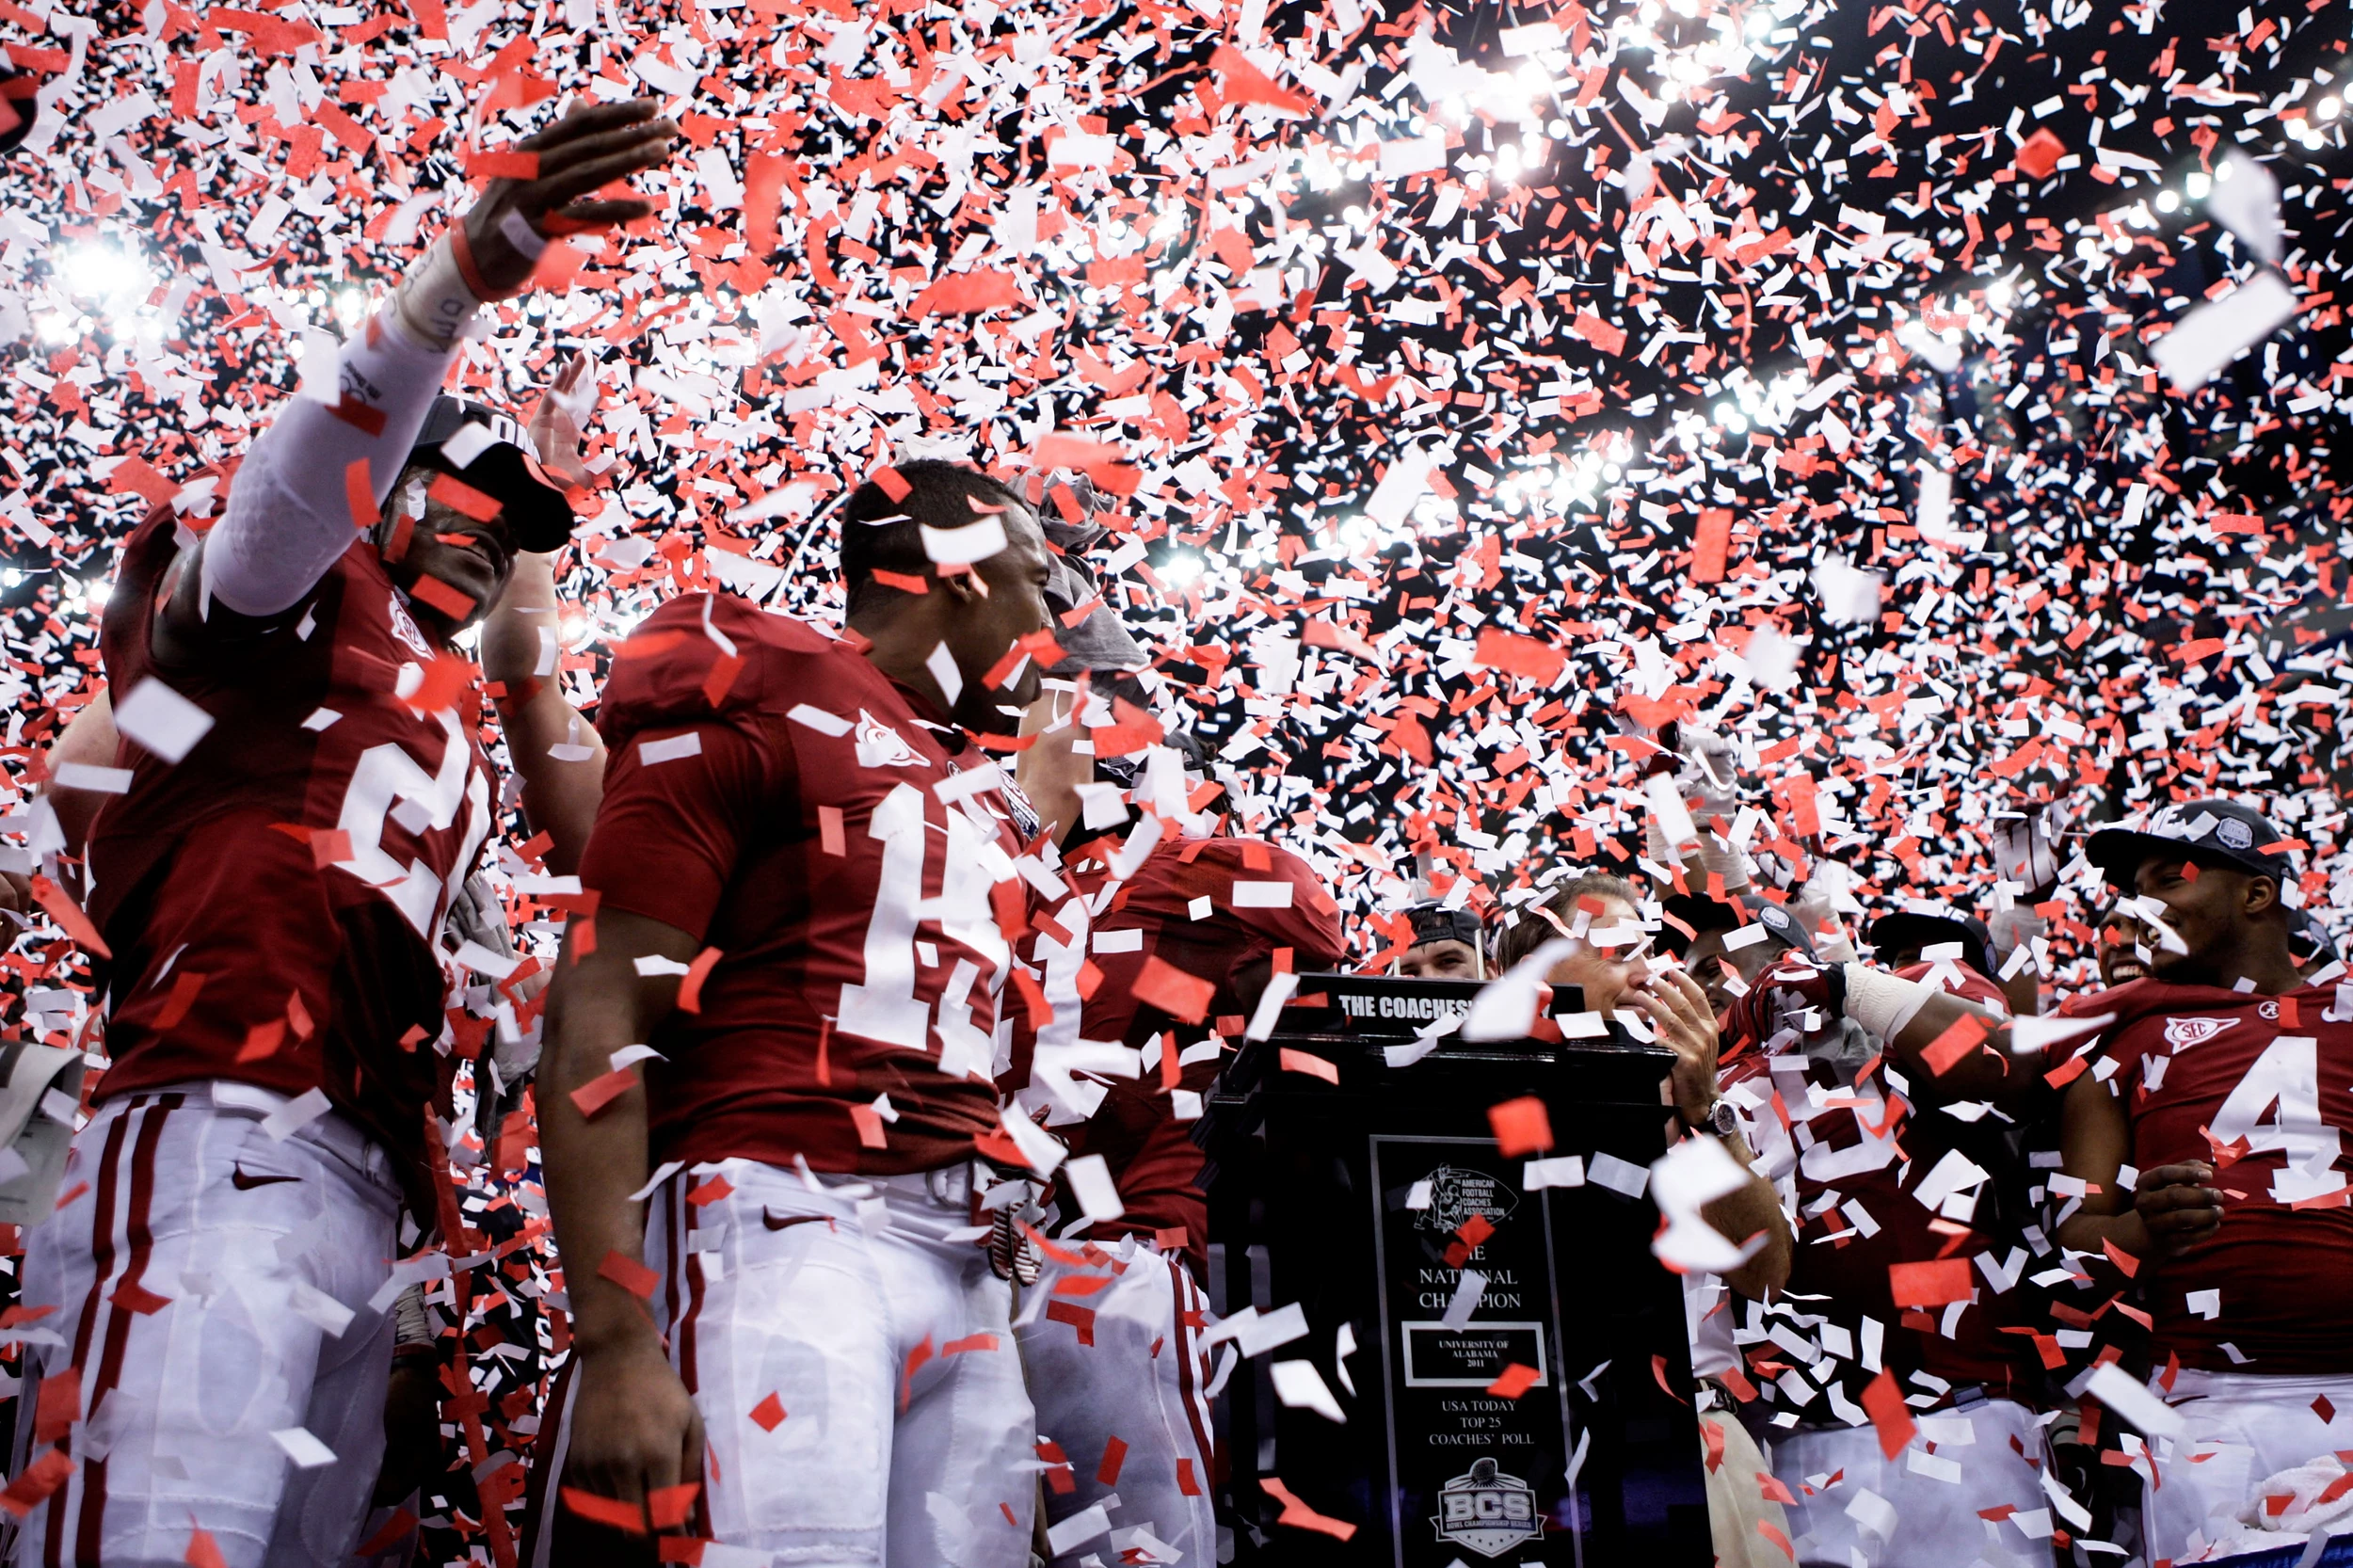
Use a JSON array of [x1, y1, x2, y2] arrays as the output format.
[[1415, 1166, 1519, 1234], [2164, 1016, 2237, 1048], [854, 711, 921, 769], [1433, 1458, 1544, 1558]]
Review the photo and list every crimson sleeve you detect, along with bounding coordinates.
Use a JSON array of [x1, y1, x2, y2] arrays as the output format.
[[579, 723, 773, 943], [1248, 847, 1348, 967]]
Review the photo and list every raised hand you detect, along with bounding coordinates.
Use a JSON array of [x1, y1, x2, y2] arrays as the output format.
[[1625, 963, 1722, 1123], [529, 351, 600, 493], [458, 99, 680, 299], [1721, 956, 1846, 1050]]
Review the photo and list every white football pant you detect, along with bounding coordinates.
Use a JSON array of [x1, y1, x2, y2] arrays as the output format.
[[8, 1084, 399, 1568], [1016, 1242, 1216, 1566], [2146, 1368, 2353, 1562], [630, 1160, 1036, 1568], [1770, 1397, 2050, 1567]]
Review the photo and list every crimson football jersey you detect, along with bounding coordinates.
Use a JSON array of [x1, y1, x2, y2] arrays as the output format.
[[582, 592, 1032, 1176], [2055, 978, 2353, 1373], [1721, 961, 2041, 1400], [1013, 837, 1343, 1263], [91, 505, 494, 1206]]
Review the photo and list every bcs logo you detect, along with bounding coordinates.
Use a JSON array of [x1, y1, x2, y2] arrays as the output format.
[[2163, 1016, 2237, 1048], [1433, 1458, 1544, 1559]]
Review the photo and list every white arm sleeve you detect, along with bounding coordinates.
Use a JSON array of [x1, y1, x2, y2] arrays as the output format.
[[205, 284, 468, 617]]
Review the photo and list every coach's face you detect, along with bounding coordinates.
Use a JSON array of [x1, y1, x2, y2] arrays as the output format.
[[1542, 893, 1648, 1014]]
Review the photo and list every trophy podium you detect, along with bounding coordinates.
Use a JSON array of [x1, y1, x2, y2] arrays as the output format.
[[1199, 974, 1711, 1566]]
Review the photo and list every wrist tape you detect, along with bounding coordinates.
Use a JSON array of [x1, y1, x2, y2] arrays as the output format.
[[1841, 962, 1936, 1042], [392, 233, 482, 354]]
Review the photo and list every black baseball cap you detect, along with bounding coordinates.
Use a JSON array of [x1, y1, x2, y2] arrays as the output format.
[[1406, 902, 1482, 950], [2088, 798, 2292, 888], [410, 396, 575, 552], [1869, 904, 1993, 980], [1660, 890, 1816, 961]]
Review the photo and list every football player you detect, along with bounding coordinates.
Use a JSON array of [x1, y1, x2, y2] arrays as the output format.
[[9, 98, 676, 1568], [1009, 648, 1347, 1567], [2056, 799, 2353, 1561], [536, 459, 1056, 1562], [1683, 866, 2071, 1568]]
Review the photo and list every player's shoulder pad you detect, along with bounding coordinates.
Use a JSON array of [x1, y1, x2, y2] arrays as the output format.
[[2061, 975, 2253, 1039], [1201, 835, 1348, 955], [598, 592, 839, 748]]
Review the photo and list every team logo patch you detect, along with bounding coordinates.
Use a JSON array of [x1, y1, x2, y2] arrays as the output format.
[[1414, 1166, 1519, 1234], [387, 597, 434, 660], [853, 711, 921, 769], [2217, 819, 2254, 851], [1433, 1458, 1544, 1558], [2163, 1016, 2236, 1048]]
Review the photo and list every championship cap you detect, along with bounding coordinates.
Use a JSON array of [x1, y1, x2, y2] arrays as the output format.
[[1868, 903, 1994, 980], [1660, 890, 1816, 961], [2086, 798, 2292, 888], [410, 396, 575, 553]]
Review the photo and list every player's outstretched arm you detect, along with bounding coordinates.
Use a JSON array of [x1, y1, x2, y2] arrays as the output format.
[[180, 99, 675, 634], [484, 549, 603, 875], [1733, 959, 2026, 1107], [540, 907, 706, 1529], [484, 355, 607, 873]]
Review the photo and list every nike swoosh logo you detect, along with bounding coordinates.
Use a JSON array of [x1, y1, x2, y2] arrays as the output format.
[[231, 1165, 299, 1191], [761, 1211, 832, 1232]]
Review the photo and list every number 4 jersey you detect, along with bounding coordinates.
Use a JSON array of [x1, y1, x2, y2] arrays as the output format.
[[90, 505, 493, 1206], [582, 592, 1032, 1176], [2057, 977, 2353, 1373]]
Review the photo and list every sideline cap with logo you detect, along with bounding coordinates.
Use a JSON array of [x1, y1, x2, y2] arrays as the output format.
[[2087, 798, 2292, 888], [1868, 903, 1993, 980], [410, 396, 575, 552], [1406, 902, 1483, 951]]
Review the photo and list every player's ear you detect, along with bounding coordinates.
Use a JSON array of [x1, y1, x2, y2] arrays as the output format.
[[935, 563, 986, 611], [2245, 872, 2281, 918]]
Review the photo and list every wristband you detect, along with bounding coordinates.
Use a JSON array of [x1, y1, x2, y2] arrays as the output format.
[[1840, 963, 1936, 1043], [498, 207, 550, 261], [391, 233, 483, 354], [448, 216, 543, 300]]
